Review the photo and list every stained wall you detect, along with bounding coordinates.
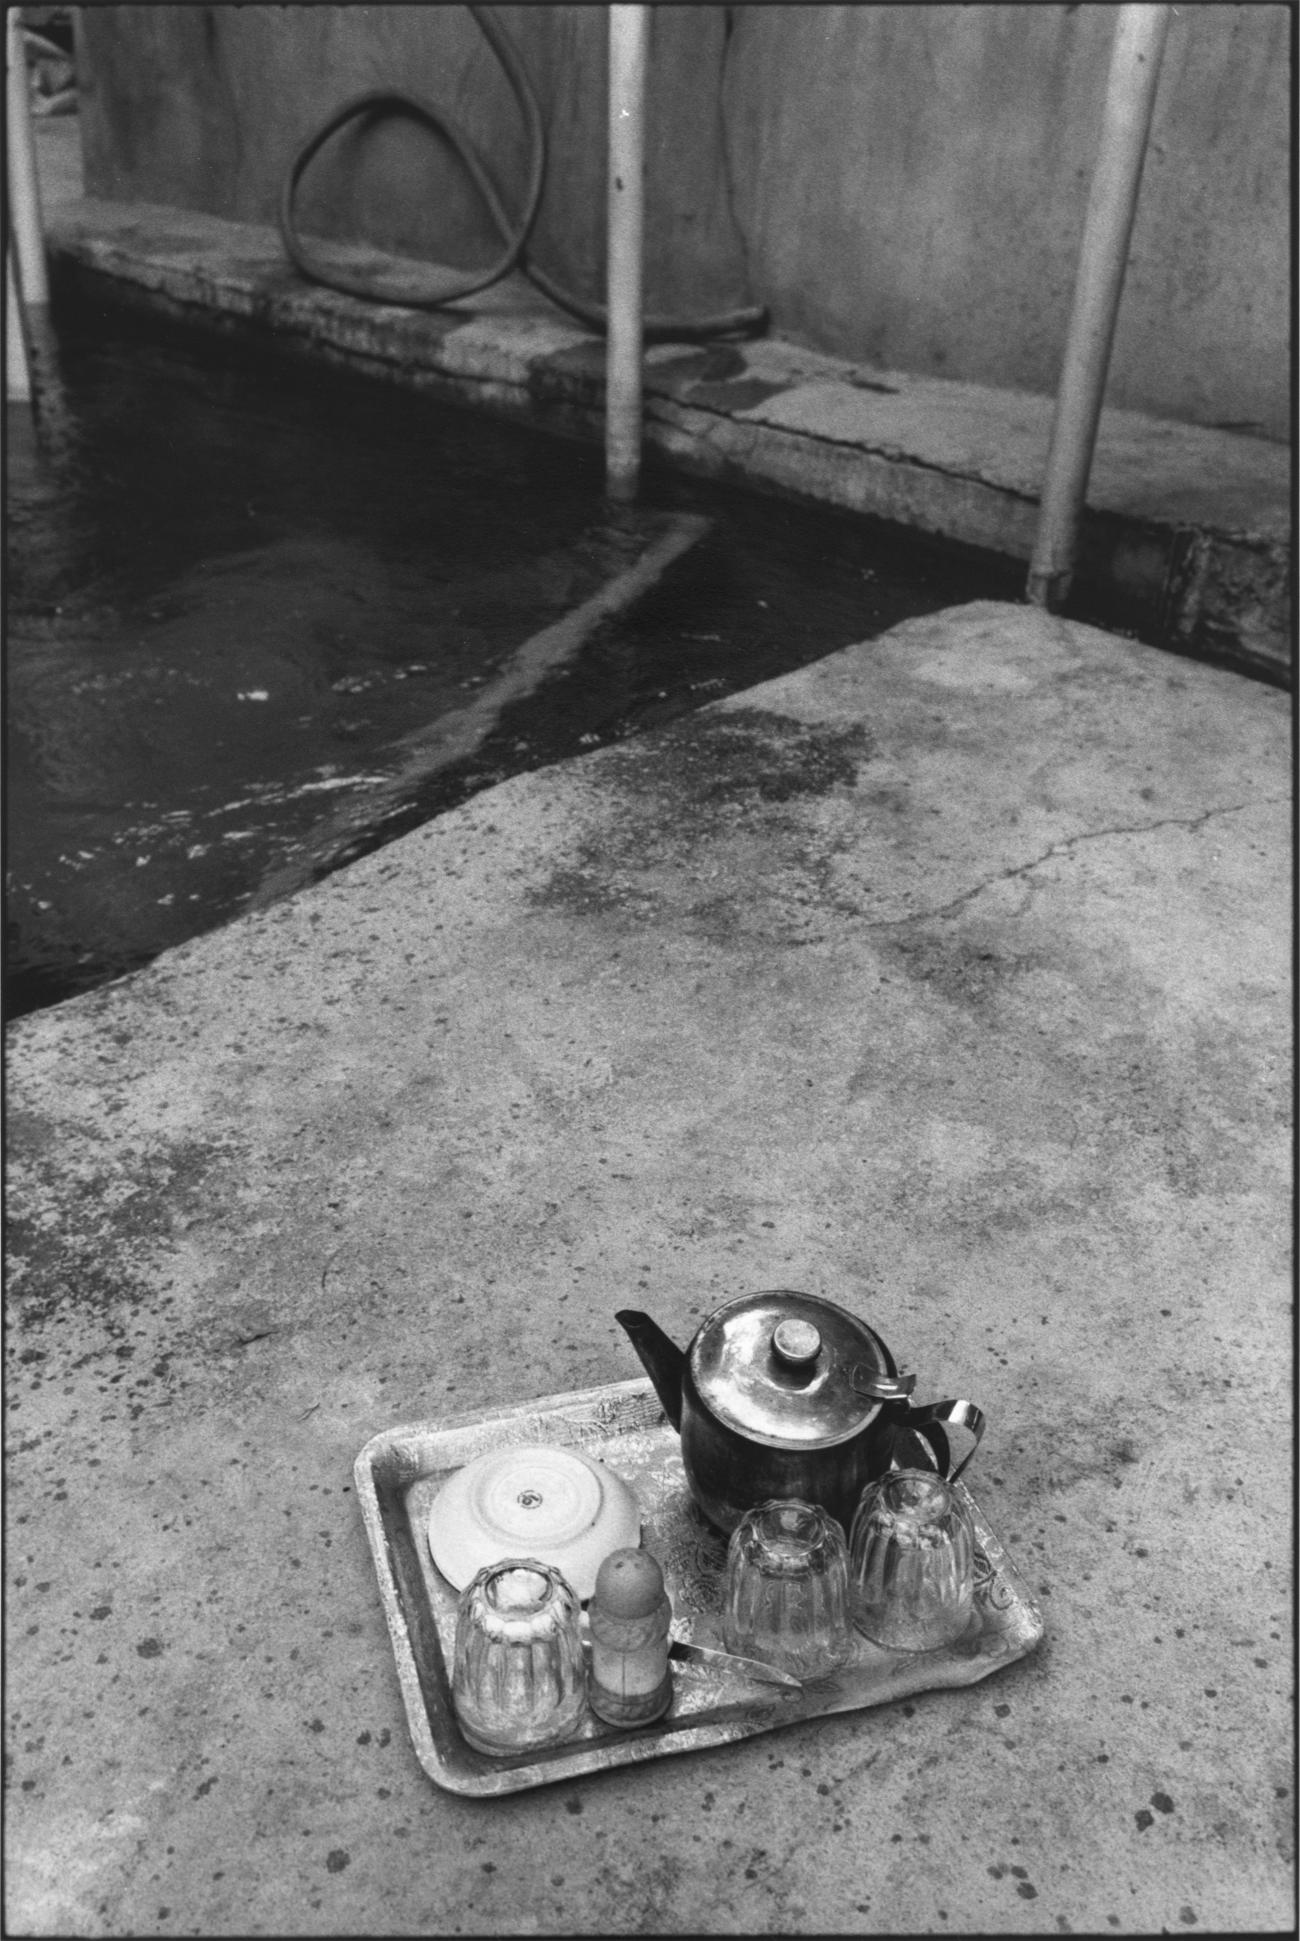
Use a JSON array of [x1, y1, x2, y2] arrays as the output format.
[[76, 4, 1291, 438]]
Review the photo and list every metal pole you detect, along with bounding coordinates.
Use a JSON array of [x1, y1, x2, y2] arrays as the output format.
[[7, 247, 32, 400], [7, 7, 50, 309], [1027, 4, 1170, 610], [606, 4, 649, 501]]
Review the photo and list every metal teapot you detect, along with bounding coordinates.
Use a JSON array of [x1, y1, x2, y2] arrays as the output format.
[[616, 1290, 984, 1534]]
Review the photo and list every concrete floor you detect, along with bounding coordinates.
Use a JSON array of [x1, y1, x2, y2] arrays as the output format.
[[4, 600, 1292, 1935]]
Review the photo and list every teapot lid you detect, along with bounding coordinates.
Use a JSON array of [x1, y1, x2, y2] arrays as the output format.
[[690, 1290, 902, 1449]]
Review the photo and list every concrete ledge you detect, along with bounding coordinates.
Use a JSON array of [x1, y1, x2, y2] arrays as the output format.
[[6, 602, 1291, 1933], [45, 196, 1292, 680]]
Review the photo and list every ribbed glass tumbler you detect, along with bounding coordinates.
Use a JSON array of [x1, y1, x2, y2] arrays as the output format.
[[451, 1558, 587, 1755], [849, 1468, 976, 1652], [722, 1498, 852, 1680]]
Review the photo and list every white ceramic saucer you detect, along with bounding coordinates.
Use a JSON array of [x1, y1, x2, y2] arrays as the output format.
[[426, 1444, 641, 1600]]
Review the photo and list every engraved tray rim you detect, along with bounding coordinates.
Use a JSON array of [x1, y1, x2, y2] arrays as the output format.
[[354, 1374, 1044, 1798]]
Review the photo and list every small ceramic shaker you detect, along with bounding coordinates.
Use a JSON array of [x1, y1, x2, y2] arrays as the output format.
[[587, 1547, 672, 1727]]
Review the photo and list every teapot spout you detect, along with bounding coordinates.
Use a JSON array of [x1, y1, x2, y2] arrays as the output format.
[[615, 1310, 686, 1431]]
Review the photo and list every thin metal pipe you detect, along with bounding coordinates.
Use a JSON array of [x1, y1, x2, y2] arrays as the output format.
[[7, 10, 50, 308], [1027, 4, 1170, 610], [605, 4, 649, 501], [7, 247, 32, 400]]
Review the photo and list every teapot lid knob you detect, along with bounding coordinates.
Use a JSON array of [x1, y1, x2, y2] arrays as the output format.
[[772, 1317, 821, 1367]]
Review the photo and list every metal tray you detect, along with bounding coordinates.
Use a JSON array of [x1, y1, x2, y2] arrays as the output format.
[[354, 1376, 1043, 1797]]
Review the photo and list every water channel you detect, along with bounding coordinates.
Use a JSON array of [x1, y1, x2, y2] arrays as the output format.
[[6, 293, 1020, 1017]]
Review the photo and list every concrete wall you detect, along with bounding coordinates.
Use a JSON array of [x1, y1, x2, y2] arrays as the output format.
[[76, 4, 1291, 439]]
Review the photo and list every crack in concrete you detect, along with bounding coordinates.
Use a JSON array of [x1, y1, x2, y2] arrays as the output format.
[[764, 418, 1043, 501], [865, 797, 1282, 931], [641, 390, 1044, 501]]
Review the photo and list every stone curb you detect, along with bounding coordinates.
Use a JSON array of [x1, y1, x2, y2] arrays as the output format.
[[46, 198, 1291, 680]]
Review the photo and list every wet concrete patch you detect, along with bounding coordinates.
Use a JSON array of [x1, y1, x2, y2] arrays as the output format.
[[597, 704, 872, 829], [5, 1129, 235, 1333], [525, 706, 874, 940], [544, 339, 796, 414], [643, 343, 796, 412], [683, 374, 794, 412], [645, 343, 746, 388], [631, 705, 874, 808]]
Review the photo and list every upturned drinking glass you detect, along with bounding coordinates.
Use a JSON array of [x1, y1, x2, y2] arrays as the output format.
[[451, 1558, 587, 1754], [722, 1498, 852, 1680], [848, 1468, 975, 1652]]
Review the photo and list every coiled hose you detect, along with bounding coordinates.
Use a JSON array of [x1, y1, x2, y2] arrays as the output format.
[[278, 3, 766, 342]]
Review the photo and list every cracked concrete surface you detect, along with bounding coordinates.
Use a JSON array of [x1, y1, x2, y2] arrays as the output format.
[[883, 797, 1288, 931], [4, 601, 1292, 1935]]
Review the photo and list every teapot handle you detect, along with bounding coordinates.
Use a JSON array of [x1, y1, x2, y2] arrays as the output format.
[[881, 1398, 986, 1484]]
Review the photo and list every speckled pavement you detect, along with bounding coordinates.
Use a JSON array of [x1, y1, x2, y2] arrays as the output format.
[[4, 600, 1291, 1935]]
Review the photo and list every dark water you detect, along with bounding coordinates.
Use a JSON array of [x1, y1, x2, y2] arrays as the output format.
[[5, 293, 1018, 1018]]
